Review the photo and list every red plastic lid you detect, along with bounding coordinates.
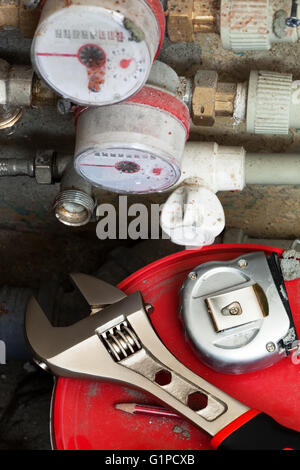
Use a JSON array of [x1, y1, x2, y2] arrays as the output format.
[[145, 0, 166, 58], [52, 244, 300, 450]]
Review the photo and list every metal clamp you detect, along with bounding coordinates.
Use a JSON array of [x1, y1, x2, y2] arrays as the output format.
[[206, 284, 267, 333], [180, 252, 295, 374]]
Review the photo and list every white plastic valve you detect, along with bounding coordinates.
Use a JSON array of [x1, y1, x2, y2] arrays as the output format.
[[160, 142, 245, 248], [160, 185, 225, 247], [31, 0, 164, 106]]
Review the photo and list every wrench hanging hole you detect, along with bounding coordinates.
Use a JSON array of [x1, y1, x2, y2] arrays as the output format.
[[187, 392, 208, 411], [154, 369, 172, 386]]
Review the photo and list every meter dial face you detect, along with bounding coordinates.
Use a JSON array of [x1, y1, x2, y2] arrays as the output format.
[[75, 148, 181, 193], [31, 7, 151, 105]]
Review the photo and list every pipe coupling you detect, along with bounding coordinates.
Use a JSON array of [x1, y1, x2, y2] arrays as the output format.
[[53, 189, 95, 227]]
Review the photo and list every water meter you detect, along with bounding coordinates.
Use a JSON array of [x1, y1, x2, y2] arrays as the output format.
[[74, 84, 190, 193], [31, 0, 165, 105]]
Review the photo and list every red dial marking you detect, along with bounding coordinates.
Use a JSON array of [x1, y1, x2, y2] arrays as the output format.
[[120, 59, 133, 69], [80, 161, 141, 174], [153, 168, 162, 175], [36, 52, 77, 57], [77, 44, 106, 92], [80, 164, 115, 168]]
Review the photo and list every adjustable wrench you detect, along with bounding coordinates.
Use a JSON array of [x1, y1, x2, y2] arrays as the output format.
[[25, 273, 300, 450]]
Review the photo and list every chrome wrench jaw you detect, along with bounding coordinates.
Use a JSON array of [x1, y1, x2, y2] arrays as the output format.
[[25, 275, 249, 437], [70, 273, 126, 312]]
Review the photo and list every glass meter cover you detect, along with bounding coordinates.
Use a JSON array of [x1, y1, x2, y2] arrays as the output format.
[[75, 147, 181, 194]]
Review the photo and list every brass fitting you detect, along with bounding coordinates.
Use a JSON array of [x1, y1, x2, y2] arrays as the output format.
[[167, 0, 219, 42], [167, 0, 299, 50], [0, 0, 39, 37], [0, 105, 22, 129], [215, 82, 237, 117], [191, 70, 237, 127]]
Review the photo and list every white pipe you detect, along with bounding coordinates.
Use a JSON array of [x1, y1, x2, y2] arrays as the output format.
[[246, 153, 300, 185], [176, 141, 245, 192], [177, 142, 300, 187]]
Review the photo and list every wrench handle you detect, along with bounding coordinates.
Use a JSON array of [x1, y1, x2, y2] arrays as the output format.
[[211, 410, 300, 450]]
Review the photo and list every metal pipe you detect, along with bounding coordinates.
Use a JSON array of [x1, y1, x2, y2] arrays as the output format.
[[0, 59, 57, 109], [180, 142, 300, 187], [0, 152, 96, 226], [0, 152, 71, 180], [53, 162, 95, 227], [0, 157, 34, 176]]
